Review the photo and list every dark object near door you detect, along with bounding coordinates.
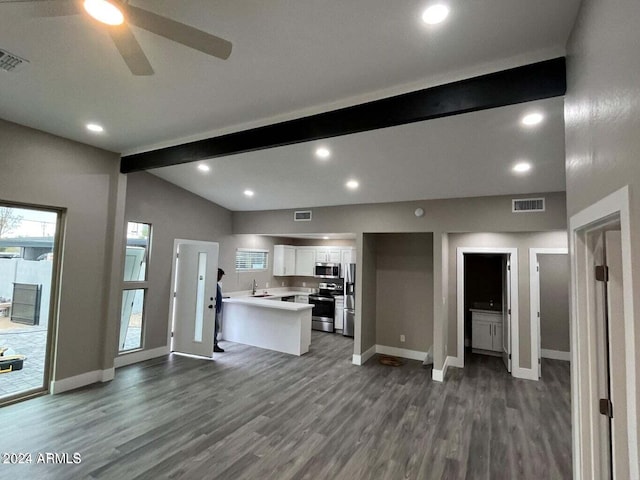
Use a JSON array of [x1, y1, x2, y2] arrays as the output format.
[[11, 283, 42, 325]]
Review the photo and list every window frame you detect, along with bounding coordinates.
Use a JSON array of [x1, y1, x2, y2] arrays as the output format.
[[235, 248, 269, 272]]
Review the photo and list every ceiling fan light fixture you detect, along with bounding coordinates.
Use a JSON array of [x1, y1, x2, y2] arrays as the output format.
[[83, 0, 125, 26]]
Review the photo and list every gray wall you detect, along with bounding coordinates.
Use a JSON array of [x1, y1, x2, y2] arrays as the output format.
[[374, 233, 433, 352], [358, 234, 377, 355], [124, 174, 357, 352], [235, 193, 567, 369], [566, 0, 640, 469], [233, 192, 567, 235], [125, 172, 232, 350], [538, 254, 569, 353], [0, 119, 121, 381], [447, 231, 568, 369]]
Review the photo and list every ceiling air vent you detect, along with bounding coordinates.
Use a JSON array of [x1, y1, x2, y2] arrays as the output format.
[[512, 197, 545, 213], [294, 210, 312, 222], [0, 49, 29, 73]]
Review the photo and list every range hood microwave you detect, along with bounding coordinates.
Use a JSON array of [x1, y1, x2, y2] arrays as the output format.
[[314, 263, 341, 279]]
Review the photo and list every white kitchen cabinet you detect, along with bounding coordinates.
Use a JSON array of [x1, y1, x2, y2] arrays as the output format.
[[273, 245, 296, 276], [316, 247, 340, 263], [295, 295, 309, 304], [471, 310, 503, 352], [340, 248, 353, 265], [295, 248, 315, 276], [334, 296, 344, 330]]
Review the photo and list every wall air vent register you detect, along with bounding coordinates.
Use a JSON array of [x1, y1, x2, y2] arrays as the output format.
[[0, 48, 29, 72], [512, 197, 545, 213], [294, 210, 312, 221]]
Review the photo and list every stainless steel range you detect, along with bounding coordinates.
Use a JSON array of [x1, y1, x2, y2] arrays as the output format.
[[309, 282, 343, 332]]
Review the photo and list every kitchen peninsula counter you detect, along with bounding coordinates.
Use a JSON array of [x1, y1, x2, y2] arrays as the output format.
[[221, 296, 313, 356]]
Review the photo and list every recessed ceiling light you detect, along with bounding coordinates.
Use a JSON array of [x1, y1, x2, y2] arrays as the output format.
[[197, 164, 210, 172], [521, 112, 544, 126], [86, 123, 104, 133], [244, 189, 254, 197], [83, 0, 125, 26], [346, 180, 359, 190], [315, 147, 331, 159], [513, 162, 532, 173], [422, 4, 450, 25]]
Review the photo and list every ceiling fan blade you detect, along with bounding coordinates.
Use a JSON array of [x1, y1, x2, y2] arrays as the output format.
[[125, 5, 232, 60], [108, 24, 154, 76]]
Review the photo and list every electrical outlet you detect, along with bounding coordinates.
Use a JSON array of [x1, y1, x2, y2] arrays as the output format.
[[281, 281, 285, 286], [400, 335, 405, 343], [302, 282, 306, 287], [265, 282, 269, 288]]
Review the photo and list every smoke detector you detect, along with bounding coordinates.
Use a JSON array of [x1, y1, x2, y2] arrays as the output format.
[[0, 48, 29, 73]]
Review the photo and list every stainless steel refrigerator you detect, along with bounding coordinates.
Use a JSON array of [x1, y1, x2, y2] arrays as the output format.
[[343, 263, 355, 337]]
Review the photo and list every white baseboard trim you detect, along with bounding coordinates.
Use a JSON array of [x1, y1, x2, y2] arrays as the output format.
[[50, 368, 115, 395], [541, 349, 570, 361], [448, 355, 464, 368], [353, 344, 430, 366], [114, 346, 170, 368], [352, 345, 376, 365], [376, 345, 428, 362], [512, 366, 539, 381], [432, 355, 454, 382]]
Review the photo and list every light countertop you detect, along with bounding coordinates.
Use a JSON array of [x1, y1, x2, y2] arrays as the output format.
[[469, 308, 504, 315], [222, 296, 313, 311]]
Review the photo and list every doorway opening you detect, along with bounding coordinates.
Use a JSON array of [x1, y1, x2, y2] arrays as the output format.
[[0, 203, 62, 405], [570, 186, 637, 479], [463, 254, 510, 371], [456, 247, 517, 375], [529, 248, 569, 379]]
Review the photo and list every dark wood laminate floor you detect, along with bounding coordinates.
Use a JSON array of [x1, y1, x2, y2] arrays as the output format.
[[0, 332, 571, 480]]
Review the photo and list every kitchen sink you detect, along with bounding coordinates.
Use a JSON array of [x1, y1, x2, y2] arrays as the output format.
[[251, 294, 272, 298]]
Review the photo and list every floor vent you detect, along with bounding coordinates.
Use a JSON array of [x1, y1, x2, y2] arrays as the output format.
[[512, 197, 545, 213], [294, 210, 312, 221], [0, 48, 29, 73]]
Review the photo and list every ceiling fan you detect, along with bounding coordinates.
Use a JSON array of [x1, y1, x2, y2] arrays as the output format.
[[0, 0, 232, 75]]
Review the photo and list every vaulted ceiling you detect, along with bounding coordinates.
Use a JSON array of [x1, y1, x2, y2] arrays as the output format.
[[0, 0, 581, 210]]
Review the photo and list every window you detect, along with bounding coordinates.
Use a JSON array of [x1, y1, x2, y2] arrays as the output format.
[[123, 221, 150, 281], [120, 221, 151, 353], [235, 248, 268, 271]]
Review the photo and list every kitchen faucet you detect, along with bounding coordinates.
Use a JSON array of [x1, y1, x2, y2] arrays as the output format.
[[252, 279, 257, 295]]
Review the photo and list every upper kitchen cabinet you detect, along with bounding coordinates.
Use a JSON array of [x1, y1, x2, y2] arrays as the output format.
[[273, 245, 296, 276], [295, 248, 315, 276], [340, 248, 354, 265], [316, 247, 341, 263]]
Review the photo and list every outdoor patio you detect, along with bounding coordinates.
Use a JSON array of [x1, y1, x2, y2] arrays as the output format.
[[1, 317, 142, 400], [0, 319, 47, 398]]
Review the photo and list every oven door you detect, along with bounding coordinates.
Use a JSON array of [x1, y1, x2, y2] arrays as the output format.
[[309, 295, 335, 332]]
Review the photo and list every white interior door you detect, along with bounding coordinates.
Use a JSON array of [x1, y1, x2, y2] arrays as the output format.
[[535, 259, 541, 378], [172, 241, 219, 357], [592, 232, 612, 479], [502, 256, 512, 372], [604, 230, 629, 479]]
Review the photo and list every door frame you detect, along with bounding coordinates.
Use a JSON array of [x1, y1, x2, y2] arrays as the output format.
[[569, 185, 637, 480], [529, 247, 569, 379], [167, 239, 220, 351], [455, 247, 520, 376], [0, 201, 65, 406]]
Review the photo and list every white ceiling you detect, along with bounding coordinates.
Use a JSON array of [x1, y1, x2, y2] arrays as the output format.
[[151, 97, 566, 211], [0, 0, 580, 211]]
